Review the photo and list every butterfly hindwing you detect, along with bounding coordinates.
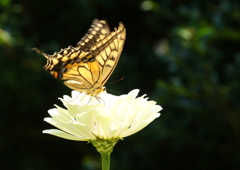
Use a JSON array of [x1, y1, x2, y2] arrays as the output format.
[[32, 19, 110, 71]]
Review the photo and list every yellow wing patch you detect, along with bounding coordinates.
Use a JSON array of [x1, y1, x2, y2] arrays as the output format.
[[33, 19, 126, 97]]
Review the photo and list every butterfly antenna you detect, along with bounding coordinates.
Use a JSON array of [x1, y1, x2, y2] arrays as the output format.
[[106, 76, 124, 86]]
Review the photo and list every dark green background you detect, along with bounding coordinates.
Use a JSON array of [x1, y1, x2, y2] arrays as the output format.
[[1, 0, 240, 169]]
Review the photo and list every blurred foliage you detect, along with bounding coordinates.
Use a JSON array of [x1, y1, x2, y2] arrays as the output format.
[[1, 0, 240, 169]]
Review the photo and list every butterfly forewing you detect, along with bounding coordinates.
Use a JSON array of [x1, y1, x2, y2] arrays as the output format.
[[91, 23, 126, 87], [77, 19, 110, 51]]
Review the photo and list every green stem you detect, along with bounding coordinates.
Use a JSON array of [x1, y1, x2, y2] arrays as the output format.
[[101, 152, 111, 170]]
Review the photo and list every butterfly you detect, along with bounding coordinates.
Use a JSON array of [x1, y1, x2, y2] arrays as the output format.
[[33, 19, 126, 97]]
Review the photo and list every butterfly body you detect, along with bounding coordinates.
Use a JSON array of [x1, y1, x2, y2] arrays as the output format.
[[33, 19, 126, 97]]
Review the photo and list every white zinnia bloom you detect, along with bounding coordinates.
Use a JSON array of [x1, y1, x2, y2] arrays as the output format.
[[43, 89, 162, 141]]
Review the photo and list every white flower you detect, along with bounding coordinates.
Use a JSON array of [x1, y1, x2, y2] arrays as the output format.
[[43, 89, 162, 141]]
